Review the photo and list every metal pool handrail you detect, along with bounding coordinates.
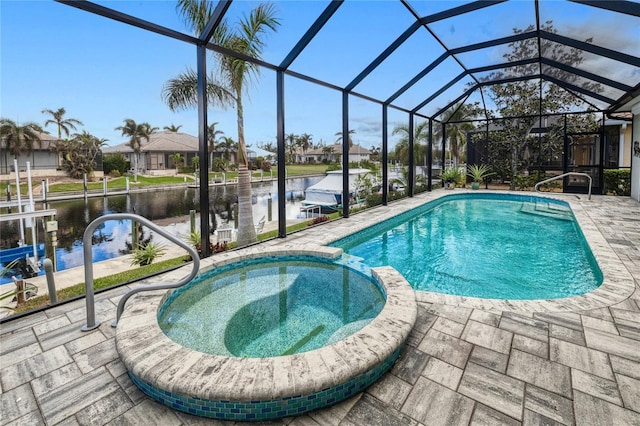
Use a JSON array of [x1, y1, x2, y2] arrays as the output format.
[[81, 213, 200, 331], [534, 172, 592, 200]]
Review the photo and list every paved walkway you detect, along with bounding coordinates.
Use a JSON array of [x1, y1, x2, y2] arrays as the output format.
[[1, 190, 638, 425]]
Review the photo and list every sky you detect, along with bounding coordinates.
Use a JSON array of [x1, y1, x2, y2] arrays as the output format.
[[1, 0, 637, 150]]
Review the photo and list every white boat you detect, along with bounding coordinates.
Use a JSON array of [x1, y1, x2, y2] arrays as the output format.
[[302, 168, 372, 212]]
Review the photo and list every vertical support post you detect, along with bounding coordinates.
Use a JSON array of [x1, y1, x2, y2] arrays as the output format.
[[382, 104, 389, 206], [43, 258, 57, 304], [26, 162, 37, 263], [276, 70, 287, 238], [342, 91, 350, 218], [83, 173, 88, 200], [563, 114, 569, 174], [196, 44, 211, 257], [126, 177, 130, 194], [408, 114, 415, 197], [13, 159, 25, 243], [190, 210, 196, 234], [50, 214, 58, 272], [234, 204, 239, 229], [428, 119, 433, 191], [5, 182, 10, 203], [42, 180, 47, 202], [132, 221, 139, 249], [268, 194, 273, 222], [598, 111, 605, 195], [441, 123, 447, 173], [103, 177, 107, 196]]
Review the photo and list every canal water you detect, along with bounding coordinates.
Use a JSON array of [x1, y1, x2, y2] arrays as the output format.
[[0, 176, 323, 284]]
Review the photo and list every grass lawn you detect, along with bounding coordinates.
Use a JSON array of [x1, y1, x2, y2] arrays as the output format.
[[1, 165, 331, 196], [209, 164, 329, 181], [47, 175, 194, 192]]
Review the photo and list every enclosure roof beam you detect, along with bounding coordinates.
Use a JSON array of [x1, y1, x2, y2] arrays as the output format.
[[609, 82, 640, 112], [449, 31, 536, 55], [55, 0, 199, 45], [543, 75, 617, 104], [385, 53, 449, 104], [346, 0, 505, 92], [540, 31, 640, 67], [569, 0, 640, 17], [540, 58, 634, 92], [412, 72, 467, 113], [344, 21, 422, 91], [199, 0, 232, 45], [279, 1, 342, 70], [431, 90, 475, 122], [419, 0, 507, 23]]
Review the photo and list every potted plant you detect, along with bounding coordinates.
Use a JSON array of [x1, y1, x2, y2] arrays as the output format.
[[441, 168, 462, 189], [467, 164, 494, 189]]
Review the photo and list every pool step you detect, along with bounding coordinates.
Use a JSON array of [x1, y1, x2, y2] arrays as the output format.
[[520, 202, 573, 221], [280, 324, 325, 356]]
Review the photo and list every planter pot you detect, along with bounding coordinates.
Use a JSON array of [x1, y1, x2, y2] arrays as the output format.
[[471, 182, 480, 190]]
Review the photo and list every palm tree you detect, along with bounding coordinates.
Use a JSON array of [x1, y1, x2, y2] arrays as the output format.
[[142, 123, 159, 135], [217, 136, 237, 162], [335, 129, 356, 148], [370, 145, 381, 162], [163, 1, 279, 247], [163, 124, 183, 132], [322, 145, 334, 162], [392, 120, 430, 166], [61, 131, 108, 177], [41, 107, 83, 139], [170, 153, 184, 171], [433, 102, 481, 167], [298, 133, 313, 163], [115, 118, 153, 182], [0, 118, 43, 160], [207, 122, 224, 170], [285, 132, 297, 163], [42, 108, 83, 169]]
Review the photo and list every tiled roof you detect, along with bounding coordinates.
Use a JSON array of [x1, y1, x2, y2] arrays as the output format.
[[102, 131, 198, 153]]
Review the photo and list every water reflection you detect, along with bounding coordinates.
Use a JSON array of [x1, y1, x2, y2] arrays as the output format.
[[0, 177, 322, 283]]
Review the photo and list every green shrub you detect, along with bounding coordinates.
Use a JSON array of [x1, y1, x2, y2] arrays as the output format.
[[603, 169, 631, 196], [513, 171, 547, 191], [131, 242, 166, 266], [103, 153, 129, 175]]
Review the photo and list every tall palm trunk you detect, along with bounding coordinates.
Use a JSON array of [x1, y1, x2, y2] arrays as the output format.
[[235, 92, 256, 247]]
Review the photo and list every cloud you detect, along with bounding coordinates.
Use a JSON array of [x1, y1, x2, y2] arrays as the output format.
[[352, 116, 382, 135]]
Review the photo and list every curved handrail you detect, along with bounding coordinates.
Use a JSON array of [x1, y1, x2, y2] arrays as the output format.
[[534, 172, 592, 201], [81, 213, 200, 331]]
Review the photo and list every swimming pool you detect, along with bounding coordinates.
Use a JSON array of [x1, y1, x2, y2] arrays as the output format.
[[331, 193, 603, 300], [158, 256, 384, 357]]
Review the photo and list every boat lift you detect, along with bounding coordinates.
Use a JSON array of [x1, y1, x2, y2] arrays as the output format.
[[1, 161, 56, 274]]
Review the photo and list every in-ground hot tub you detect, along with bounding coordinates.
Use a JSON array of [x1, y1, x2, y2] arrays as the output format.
[[115, 247, 416, 421]]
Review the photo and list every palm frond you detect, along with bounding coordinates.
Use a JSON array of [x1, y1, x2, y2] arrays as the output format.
[[162, 69, 235, 112]]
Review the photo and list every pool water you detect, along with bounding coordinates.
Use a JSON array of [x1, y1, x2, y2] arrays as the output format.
[[332, 194, 602, 300], [158, 257, 384, 358]]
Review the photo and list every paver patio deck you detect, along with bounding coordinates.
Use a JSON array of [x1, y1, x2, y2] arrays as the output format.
[[1, 190, 639, 425]]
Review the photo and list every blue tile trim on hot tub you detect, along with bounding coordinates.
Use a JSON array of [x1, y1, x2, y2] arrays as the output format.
[[129, 345, 403, 421]]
